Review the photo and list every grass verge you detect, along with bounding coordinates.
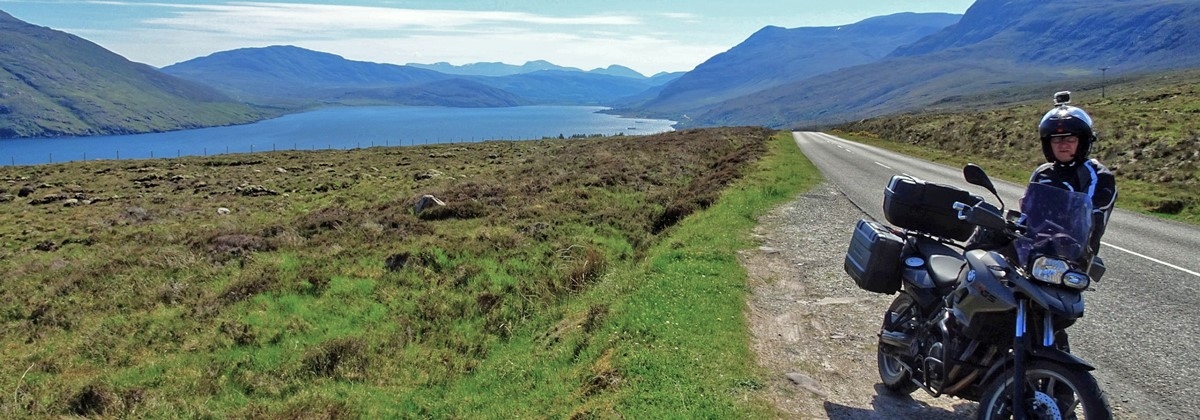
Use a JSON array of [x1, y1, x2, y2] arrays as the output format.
[[375, 131, 821, 417]]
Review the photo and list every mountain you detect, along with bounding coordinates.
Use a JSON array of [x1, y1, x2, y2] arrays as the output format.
[[161, 46, 455, 104], [587, 64, 646, 79], [166, 46, 667, 107], [406, 60, 581, 77], [679, 0, 1200, 128], [474, 70, 664, 105], [0, 11, 266, 138], [889, 0, 1200, 70], [329, 78, 528, 107], [406, 60, 657, 80], [626, 12, 962, 117]]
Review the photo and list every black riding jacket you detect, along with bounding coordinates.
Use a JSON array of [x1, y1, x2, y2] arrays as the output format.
[[1029, 158, 1118, 254]]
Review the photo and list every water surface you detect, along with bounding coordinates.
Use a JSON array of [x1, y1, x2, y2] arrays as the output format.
[[0, 106, 676, 166]]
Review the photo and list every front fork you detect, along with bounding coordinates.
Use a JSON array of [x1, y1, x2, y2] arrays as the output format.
[[1012, 298, 1058, 420]]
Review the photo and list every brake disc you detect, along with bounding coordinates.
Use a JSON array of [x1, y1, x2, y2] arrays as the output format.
[[1029, 391, 1063, 420]]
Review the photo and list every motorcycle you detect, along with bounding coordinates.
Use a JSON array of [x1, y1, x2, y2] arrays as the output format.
[[844, 164, 1113, 419]]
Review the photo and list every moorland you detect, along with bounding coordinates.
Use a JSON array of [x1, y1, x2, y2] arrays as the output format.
[[0, 127, 819, 417]]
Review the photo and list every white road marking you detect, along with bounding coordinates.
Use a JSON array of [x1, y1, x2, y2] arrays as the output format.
[[874, 162, 892, 170], [1102, 241, 1200, 278]]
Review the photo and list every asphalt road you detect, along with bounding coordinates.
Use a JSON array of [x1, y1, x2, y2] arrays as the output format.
[[792, 131, 1200, 419]]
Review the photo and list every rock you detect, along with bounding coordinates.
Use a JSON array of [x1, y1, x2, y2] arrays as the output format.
[[28, 194, 66, 205], [785, 372, 829, 398], [217, 207, 231, 215], [413, 169, 443, 181], [235, 183, 278, 196], [414, 194, 445, 214]]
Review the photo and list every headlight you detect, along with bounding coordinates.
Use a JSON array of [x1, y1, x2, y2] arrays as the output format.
[[1062, 271, 1091, 290], [1030, 257, 1091, 289], [1031, 257, 1069, 284]]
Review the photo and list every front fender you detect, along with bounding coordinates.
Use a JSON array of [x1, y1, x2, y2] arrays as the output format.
[[981, 347, 1096, 388]]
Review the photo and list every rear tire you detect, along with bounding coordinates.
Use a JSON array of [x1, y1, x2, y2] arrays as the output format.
[[878, 294, 919, 394], [976, 360, 1113, 420]]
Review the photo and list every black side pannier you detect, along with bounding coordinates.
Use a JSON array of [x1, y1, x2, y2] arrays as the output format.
[[883, 175, 981, 241], [844, 219, 903, 294]]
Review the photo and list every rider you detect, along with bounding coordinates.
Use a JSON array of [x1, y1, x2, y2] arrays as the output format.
[[1030, 91, 1117, 257], [966, 92, 1117, 261]]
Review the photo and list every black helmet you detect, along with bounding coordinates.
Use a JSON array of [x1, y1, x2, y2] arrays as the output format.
[[1038, 91, 1094, 164]]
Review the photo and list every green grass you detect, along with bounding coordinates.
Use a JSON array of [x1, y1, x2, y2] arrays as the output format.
[[434, 131, 819, 418], [0, 128, 819, 418]]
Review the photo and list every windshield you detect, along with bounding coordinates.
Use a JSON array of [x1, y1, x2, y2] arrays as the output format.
[[1014, 182, 1094, 268]]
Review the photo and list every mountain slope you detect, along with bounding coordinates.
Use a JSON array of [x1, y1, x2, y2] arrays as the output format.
[[890, 0, 1200, 71], [406, 60, 581, 77], [629, 12, 961, 116], [0, 11, 266, 138], [689, 0, 1200, 128], [474, 70, 663, 105], [406, 60, 658, 81], [161, 45, 454, 103], [164, 46, 659, 107], [329, 78, 530, 107]]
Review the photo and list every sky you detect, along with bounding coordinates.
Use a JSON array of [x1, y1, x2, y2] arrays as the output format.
[[1, 0, 976, 76]]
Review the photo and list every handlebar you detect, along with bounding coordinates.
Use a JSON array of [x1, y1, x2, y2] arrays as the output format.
[[955, 201, 1024, 238]]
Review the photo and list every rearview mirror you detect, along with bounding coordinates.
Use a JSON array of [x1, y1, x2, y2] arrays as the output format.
[[964, 164, 1004, 208], [963, 164, 994, 192]]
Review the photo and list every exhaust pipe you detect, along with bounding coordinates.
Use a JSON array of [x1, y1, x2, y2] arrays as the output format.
[[879, 330, 914, 350]]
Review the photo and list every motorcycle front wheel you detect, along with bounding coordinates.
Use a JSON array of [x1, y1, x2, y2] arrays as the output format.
[[877, 294, 919, 394], [977, 360, 1113, 420]]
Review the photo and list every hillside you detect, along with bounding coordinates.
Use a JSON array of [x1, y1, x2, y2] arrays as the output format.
[[408, 59, 581, 76], [161, 46, 460, 105], [164, 46, 669, 108], [832, 68, 1200, 224], [328, 78, 530, 107], [679, 0, 1200, 128], [626, 12, 961, 117], [0, 11, 268, 138], [476, 70, 664, 105], [406, 60, 660, 80]]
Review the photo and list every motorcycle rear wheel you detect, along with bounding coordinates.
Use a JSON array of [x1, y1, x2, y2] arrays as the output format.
[[976, 360, 1113, 420], [878, 294, 919, 394]]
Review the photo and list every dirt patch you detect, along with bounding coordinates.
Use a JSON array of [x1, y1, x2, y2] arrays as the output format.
[[741, 183, 978, 419]]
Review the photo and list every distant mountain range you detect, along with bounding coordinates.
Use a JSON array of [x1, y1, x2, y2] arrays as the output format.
[[623, 12, 963, 117], [159, 46, 679, 108], [406, 60, 681, 81], [3, 0, 1200, 138], [639, 0, 1200, 128]]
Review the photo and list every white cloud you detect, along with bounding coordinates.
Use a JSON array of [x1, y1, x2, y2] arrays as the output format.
[[125, 2, 640, 36], [70, 1, 715, 73]]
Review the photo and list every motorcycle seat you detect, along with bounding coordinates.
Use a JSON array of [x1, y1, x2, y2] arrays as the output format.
[[916, 239, 967, 288], [928, 255, 966, 287]]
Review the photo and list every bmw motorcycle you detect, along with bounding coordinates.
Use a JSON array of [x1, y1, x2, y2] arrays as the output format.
[[844, 164, 1112, 419]]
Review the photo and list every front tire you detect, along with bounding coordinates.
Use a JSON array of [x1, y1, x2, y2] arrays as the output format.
[[977, 360, 1113, 420], [878, 294, 919, 394]]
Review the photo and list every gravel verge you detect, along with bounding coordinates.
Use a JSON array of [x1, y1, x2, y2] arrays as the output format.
[[741, 183, 978, 419]]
